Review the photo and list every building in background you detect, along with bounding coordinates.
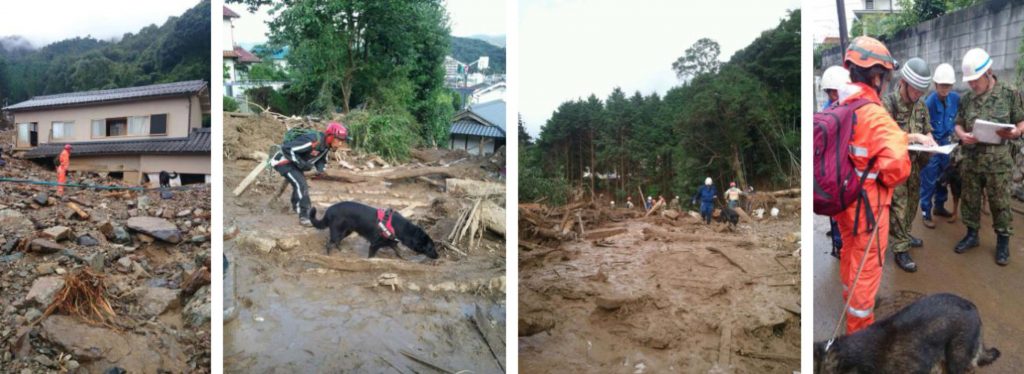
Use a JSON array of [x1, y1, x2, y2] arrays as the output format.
[[449, 99, 505, 156], [4, 81, 212, 185], [223, 6, 263, 100]]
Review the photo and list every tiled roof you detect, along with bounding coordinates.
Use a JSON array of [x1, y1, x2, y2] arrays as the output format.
[[450, 120, 505, 138], [233, 47, 261, 63], [3, 81, 207, 112], [467, 100, 506, 131], [23, 128, 211, 159], [223, 6, 240, 18]]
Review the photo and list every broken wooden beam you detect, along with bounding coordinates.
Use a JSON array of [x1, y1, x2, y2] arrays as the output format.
[[233, 157, 268, 196], [65, 202, 90, 220], [445, 178, 505, 196]]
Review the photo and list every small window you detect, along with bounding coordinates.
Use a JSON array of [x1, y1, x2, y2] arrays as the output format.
[[151, 114, 167, 135], [106, 118, 127, 137], [51, 121, 74, 141], [91, 120, 104, 138], [128, 116, 149, 136]]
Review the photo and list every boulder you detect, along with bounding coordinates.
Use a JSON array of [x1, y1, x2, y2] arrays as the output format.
[[237, 233, 276, 253], [40, 315, 187, 372], [183, 285, 210, 327], [25, 276, 65, 307], [138, 287, 180, 318], [42, 226, 72, 241], [126, 217, 181, 243]]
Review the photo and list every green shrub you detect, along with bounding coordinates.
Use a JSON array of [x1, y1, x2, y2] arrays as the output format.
[[223, 96, 239, 112], [345, 110, 419, 163]]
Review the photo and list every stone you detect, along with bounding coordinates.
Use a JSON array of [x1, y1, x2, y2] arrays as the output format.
[[112, 227, 132, 244], [24, 308, 42, 322], [36, 262, 56, 274], [42, 226, 71, 241], [138, 287, 179, 317], [98, 221, 115, 239], [0, 209, 34, 233], [117, 257, 134, 272], [237, 233, 276, 253], [136, 195, 150, 211], [161, 190, 174, 200], [86, 252, 105, 272], [191, 235, 207, 244], [183, 285, 211, 327], [25, 276, 65, 307], [33, 192, 49, 206], [40, 315, 187, 372], [137, 233, 155, 244], [77, 234, 99, 247], [176, 209, 191, 218], [277, 237, 300, 251], [126, 217, 181, 243], [29, 239, 64, 254], [34, 354, 55, 368]]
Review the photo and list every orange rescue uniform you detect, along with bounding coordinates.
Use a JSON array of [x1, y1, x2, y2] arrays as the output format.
[[57, 149, 70, 195], [833, 82, 911, 333]]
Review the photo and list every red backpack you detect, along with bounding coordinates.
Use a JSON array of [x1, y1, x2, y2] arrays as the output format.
[[813, 98, 878, 232]]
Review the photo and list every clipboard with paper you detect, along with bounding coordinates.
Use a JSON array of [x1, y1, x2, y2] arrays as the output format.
[[972, 119, 1016, 144], [908, 143, 957, 154]]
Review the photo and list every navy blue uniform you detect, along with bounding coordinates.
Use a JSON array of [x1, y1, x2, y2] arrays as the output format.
[[920, 91, 960, 218], [692, 185, 717, 224]]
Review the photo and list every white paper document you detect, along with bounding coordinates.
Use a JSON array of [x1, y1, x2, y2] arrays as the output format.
[[908, 143, 957, 154], [973, 119, 1017, 144]]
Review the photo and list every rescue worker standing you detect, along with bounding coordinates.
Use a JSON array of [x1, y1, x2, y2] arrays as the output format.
[[57, 144, 71, 196], [833, 37, 911, 333], [271, 122, 347, 226], [953, 48, 1024, 266], [882, 57, 937, 273], [725, 182, 742, 209], [920, 63, 960, 227], [692, 177, 717, 224]]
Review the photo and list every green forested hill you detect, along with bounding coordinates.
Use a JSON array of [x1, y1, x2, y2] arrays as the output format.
[[0, 0, 210, 104], [451, 36, 506, 74]]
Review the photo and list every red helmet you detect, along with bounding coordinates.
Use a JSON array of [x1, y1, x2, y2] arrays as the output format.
[[326, 122, 347, 140], [64, 144, 72, 150], [730, 182, 736, 187]]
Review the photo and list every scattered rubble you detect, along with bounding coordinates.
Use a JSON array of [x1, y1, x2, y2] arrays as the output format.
[[223, 113, 506, 372], [0, 148, 211, 373]]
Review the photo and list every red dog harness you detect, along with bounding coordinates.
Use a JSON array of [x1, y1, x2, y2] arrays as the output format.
[[377, 208, 397, 241]]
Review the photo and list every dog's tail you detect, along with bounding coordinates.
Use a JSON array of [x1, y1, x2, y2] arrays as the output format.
[[977, 347, 1001, 366], [308, 207, 328, 229]]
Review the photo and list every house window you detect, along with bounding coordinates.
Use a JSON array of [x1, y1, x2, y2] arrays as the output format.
[[106, 118, 128, 137], [51, 121, 74, 141], [18, 123, 38, 146], [150, 114, 167, 135], [866, 0, 874, 10], [128, 116, 149, 135]]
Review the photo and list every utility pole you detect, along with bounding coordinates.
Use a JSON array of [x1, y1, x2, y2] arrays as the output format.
[[836, 0, 849, 52]]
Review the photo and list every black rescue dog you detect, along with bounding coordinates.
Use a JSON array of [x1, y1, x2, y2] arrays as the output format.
[[310, 201, 439, 259], [814, 293, 999, 374], [159, 170, 179, 188], [716, 206, 739, 228]]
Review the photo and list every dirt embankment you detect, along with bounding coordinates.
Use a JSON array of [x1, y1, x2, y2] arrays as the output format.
[[1, 155, 212, 373], [223, 113, 507, 373], [519, 200, 801, 373]]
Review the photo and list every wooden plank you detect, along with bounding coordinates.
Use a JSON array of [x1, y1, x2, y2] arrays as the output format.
[[471, 305, 506, 372], [718, 325, 733, 367], [400, 349, 456, 374], [233, 157, 268, 196]]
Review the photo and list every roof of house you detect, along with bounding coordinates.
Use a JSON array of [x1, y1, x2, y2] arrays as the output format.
[[23, 128, 211, 159], [3, 80, 208, 112], [451, 100, 506, 138], [224, 6, 240, 18], [230, 46, 261, 63]]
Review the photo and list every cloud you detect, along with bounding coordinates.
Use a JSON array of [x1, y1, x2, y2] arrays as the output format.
[[0, 0, 200, 47]]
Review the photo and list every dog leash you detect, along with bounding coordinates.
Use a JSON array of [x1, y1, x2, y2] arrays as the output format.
[[825, 202, 883, 352]]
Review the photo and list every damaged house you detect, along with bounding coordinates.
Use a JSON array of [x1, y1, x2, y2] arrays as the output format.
[[4, 80, 212, 185]]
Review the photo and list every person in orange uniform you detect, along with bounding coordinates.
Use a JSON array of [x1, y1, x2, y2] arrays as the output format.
[[57, 144, 72, 196], [833, 37, 911, 334]]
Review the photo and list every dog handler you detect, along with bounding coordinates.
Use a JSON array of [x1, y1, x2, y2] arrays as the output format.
[[953, 47, 1024, 265], [271, 122, 347, 226], [692, 177, 717, 225], [833, 36, 911, 333], [725, 182, 743, 209], [882, 57, 937, 273]]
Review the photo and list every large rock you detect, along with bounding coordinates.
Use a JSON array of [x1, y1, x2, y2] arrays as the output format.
[[138, 287, 179, 318], [29, 239, 64, 254], [183, 285, 210, 327], [40, 315, 187, 372], [125, 217, 181, 243], [41, 226, 72, 241], [33, 192, 49, 206], [236, 233, 276, 253], [25, 276, 65, 307], [0, 209, 33, 233]]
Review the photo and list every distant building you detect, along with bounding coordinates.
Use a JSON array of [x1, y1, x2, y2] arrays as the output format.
[[4, 81, 212, 185], [449, 100, 505, 156], [852, 0, 902, 36], [223, 6, 262, 99]]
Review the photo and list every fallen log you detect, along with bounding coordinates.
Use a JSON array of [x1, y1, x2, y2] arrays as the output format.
[[479, 200, 506, 237], [446, 178, 505, 196], [644, 199, 665, 217], [324, 166, 458, 183]]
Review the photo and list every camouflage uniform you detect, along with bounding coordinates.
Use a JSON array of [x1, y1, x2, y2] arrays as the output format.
[[883, 90, 932, 253], [956, 82, 1024, 236]]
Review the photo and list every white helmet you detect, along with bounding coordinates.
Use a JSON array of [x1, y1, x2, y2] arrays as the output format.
[[821, 66, 851, 91], [933, 63, 955, 85], [704, 177, 712, 186], [961, 48, 992, 82]]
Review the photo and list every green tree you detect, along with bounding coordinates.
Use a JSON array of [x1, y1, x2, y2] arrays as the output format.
[[671, 38, 721, 81]]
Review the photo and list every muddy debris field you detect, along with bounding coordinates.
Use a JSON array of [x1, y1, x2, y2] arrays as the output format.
[[518, 191, 801, 373], [222, 113, 507, 373], [1, 144, 212, 373]]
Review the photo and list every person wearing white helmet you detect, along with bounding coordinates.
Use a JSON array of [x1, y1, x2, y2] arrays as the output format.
[[821, 65, 851, 110], [882, 57, 938, 273], [953, 47, 1024, 265], [920, 63, 961, 229], [692, 177, 717, 224]]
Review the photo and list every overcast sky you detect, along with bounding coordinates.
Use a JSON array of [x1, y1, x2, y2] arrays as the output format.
[[229, 0, 505, 47], [520, 0, 800, 137], [0, 0, 199, 47]]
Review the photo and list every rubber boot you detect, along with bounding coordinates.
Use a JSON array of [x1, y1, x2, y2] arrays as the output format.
[[910, 236, 923, 248], [954, 228, 979, 254], [894, 252, 917, 272], [996, 235, 1010, 266], [933, 206, 953, 218]]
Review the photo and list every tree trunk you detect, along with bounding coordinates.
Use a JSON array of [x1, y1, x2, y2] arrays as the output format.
[[731, 144, 746, 188]]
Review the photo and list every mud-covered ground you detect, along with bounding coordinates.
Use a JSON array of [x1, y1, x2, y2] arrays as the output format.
[[519, 205, 801, 373], [0, 149, 212, 373], [222, 114, 507, 373], [814, 205, 1024, 373]]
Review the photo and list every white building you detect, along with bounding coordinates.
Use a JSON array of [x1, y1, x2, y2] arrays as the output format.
[[222, 6, 263, 100]]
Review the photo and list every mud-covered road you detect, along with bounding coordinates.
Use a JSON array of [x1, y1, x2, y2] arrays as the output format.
[[813, 207, 1024, 372]]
